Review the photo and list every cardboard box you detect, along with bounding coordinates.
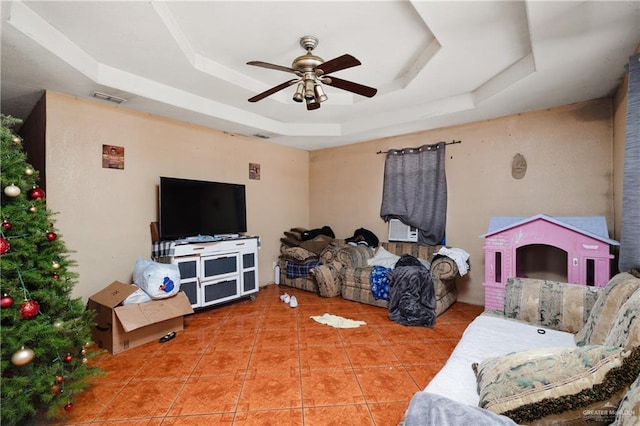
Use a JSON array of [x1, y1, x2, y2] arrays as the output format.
[[87, 281, 194, 354]]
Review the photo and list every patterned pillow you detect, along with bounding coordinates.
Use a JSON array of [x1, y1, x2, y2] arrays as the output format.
[[575, 273, 640, 346], [473, 345, 640, 424], [604, 288, 640, 350], [280, 246, 319, 263], [614, 374, 640, 426], [312, 263, 341, 298]]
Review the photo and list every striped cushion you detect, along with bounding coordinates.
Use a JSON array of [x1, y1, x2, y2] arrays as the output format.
[[504, 278, 600, 333], [605, 288, 640, 350], [575, 273, 640, 345]]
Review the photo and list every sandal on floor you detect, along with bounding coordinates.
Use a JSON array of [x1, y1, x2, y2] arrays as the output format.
[[159, 331, 176, 343]]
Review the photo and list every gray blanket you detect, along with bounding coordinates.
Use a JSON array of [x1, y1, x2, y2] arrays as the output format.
[[388, 254, 436, 327], [400, 392, 518, 426]]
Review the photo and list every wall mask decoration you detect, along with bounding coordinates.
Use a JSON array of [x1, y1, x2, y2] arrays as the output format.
[[511, 153, 527, 179]]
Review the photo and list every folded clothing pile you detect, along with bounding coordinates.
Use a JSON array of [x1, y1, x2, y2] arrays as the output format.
[[280, 227, 333, 279], [280, 226, 335, 255]]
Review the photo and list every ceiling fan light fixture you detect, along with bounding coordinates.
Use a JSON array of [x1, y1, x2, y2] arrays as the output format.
[[314, 84, 328, 103], [306, 97, 320, 110], [246, 35, 376, 110], [292, 82, 304, 102], [304, 79, 315, 99]]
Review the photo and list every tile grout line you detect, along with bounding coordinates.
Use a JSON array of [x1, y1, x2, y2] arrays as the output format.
[[230, 304, 263, 423]]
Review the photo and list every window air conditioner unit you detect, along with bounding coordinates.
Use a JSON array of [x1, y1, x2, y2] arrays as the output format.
[[388, 219, 418, 242]]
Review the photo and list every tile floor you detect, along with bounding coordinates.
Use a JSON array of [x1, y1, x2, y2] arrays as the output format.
[[50, 284, 483, 425]]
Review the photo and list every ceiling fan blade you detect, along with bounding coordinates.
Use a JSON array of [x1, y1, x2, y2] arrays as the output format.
[[324, 76, 377, 98], [248, 79, 299, 102], [247, 61, 299, 75], [315, 54, 361, 76]]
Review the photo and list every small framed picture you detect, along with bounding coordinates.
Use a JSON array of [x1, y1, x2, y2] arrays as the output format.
[[249, 163, 260, 180], [102, 145, 125, 170]]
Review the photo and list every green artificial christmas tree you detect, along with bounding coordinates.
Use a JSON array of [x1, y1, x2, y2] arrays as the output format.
[[1, 115, 101, 425]]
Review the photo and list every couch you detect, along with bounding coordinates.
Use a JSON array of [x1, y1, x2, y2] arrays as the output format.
[[401, 272, 640, 426], [334, 242, 459, 316], [278, 240, 461, 316]]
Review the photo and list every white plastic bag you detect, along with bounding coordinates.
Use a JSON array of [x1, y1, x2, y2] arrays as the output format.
[[122, 284, 152, 305], [133, 258, 180, 299]]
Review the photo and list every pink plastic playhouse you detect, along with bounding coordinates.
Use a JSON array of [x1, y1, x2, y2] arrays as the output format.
[[480, 214, 619, 310]]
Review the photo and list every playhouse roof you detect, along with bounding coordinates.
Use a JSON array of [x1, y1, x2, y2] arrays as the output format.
[[479, 214, 620, 246]]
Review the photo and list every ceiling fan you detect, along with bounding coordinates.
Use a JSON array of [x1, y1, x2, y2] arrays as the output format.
[[247, 36, 377, 110]]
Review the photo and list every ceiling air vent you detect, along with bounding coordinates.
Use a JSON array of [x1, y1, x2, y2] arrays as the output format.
[[252, 133, 270, 139], [92, 91, 126, 104]]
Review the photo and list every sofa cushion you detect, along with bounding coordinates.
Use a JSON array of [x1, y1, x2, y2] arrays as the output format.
[[473, 345, 640, 424], [504, 278, 601, 333], [424, 314, 577, 406], [604, 288, 640, 350], [613, 374, 640, 426], [312, 263, 341, 298], [575, 272, 640, 346]]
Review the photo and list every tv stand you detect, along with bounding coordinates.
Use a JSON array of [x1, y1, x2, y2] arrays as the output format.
[[154, 236, 259, 309]]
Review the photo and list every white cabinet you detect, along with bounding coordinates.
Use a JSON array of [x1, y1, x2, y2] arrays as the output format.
[[157, 237, 259, 309]]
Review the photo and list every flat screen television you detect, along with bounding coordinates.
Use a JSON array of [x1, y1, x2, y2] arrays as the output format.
[[158, 177, 247, 240]]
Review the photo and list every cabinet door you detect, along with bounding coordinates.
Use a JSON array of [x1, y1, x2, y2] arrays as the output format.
[[202, 253, 239, 280], [202, 277, 239, 307], [175, 256, 200, 307], [241, 252, 258, 294]]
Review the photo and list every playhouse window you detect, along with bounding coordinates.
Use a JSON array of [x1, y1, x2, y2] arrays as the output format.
[[495, 252, 502, 283], [586, 259, 595, 286]]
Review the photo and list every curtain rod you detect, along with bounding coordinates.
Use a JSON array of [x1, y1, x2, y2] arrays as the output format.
[[376, 140, 461, 154]]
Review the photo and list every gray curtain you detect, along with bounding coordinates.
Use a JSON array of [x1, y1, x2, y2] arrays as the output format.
[[380, 142, 447, 245], [619, 53, 640, 273]]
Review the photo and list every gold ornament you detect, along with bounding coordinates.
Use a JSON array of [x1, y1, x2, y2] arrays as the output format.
[[53, 320, 64, 329], [82, 357, 88, 364], [25, 167, 34, 176], [52, 261, 61, 270], [29, 205, 37, 213], [3, 184, 21, 198], [11, 346, 35, 366], [12, 135, 22, 144]]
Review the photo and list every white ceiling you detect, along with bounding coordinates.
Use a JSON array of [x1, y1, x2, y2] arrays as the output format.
[[1, 1, 639, 151]]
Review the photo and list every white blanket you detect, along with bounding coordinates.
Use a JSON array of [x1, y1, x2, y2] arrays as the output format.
[[436, 247, 470, 276], [424, 313, 577, 405]]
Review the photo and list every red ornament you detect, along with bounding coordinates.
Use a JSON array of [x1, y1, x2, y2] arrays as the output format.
[[1, 294, 14, 308], [53, 273, 60, 280], [46, 232, 57, 241], [64, 403, 73, 411], [64, 353, 73, 363], [0, 238, 9, 255], [20, 300, 39, 319], [28, 186, 45, 200], [2, 220, 11, 230], [51, 384, 61, 395], [56, 375, 64, 384]]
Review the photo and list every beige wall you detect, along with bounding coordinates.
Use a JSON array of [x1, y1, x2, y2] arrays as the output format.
[[310, 99, 615, 305], [37, 92, 622, 307], [43, 92, 309, 301]]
